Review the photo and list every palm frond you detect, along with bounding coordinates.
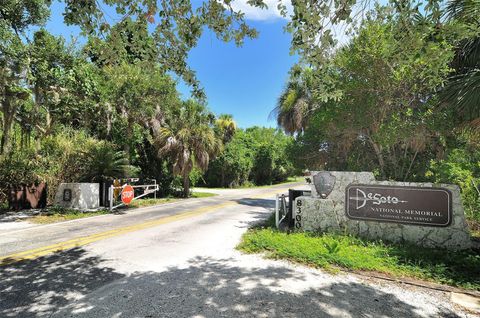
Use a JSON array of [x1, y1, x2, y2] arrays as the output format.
[[271, 71, 315, 134], [81, 145, 135, 182], [441, 69, 480, 123], [445, 0, 480, 21]]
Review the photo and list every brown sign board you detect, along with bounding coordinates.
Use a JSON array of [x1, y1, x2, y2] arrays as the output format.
[[345, 184, 452, 227], [9, 183, 47, 210]]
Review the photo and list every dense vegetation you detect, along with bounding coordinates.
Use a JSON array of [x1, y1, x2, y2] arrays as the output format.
[[203, 127, 296, 188], [273, 1, 480, 222], [0, 1, 298, 207]]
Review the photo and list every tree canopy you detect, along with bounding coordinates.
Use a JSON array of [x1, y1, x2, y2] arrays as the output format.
[[274, 0, 480, 221]]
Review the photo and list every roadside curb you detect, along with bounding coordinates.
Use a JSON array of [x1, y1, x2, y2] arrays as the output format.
[[347, 269, 480, 299]]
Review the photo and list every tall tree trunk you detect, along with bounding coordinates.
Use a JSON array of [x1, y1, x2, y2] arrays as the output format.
[[221, 168, 225, 188], [182, 173, 190, 197], [0, 121, 13, 155], [124, 117, 133, 156], [33, 85, 41, 152], [403, 150, 419, 181], [399, 144, 409, 180], [1, 98, 15, 155], [368, 137, 386, 179], [35, 108, 52, 151], [105, 102, 113, 139]]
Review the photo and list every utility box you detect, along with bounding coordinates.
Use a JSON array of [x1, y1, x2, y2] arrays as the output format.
[[54, 183, 100, 210]]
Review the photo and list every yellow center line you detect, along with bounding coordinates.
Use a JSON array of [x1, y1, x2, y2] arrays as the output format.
[[0, 189, 285, 266]]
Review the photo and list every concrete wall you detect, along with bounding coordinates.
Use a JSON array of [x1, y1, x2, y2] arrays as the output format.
[[294, 171, 472, 250], [54, 183, 100, 210]]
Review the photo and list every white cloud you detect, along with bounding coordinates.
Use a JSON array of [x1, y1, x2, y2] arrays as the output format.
[[230, 0, 292, 21]]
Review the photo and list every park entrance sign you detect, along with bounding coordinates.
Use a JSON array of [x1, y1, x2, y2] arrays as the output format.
[[293, 171, 472, 250], [345, 184, 452, 227]]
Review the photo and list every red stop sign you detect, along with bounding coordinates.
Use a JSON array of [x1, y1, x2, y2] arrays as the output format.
[[121, 185, 135, 205]]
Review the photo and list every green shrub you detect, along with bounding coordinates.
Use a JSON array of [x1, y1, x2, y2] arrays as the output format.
[[204, 127, 296, 187], [37, 130, 99, 203], [188, 167, 204, 188], [39, 130, 92, 184], [0, 149, 42, 205], [204, 130, 254, 187], [426, 148, 480, 222], [251, 144, 275, 185], [0, 149, 41, 188], [47, 205, 69, 215]]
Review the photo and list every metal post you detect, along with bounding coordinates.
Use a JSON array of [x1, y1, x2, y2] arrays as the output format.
[[109, 185, 113, 211], [154, 179, 157, 200], [275, 194, 279, 228]]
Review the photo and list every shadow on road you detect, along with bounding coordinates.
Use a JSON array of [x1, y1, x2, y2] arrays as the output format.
[[233, 198, 276, 228], [235, 197, 275, 209], [0, 253, 457, 318], [0, 248, 124, 318]]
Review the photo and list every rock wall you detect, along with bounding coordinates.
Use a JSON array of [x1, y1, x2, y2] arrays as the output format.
[[294, 171, 472, 250], [54, 183, 100, 210]]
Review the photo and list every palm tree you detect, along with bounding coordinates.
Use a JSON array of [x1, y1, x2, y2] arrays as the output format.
[[81, 143, 135, 182], [215, 114, 237, 143], [271, 69, 315, 134], [442, 0, 480, 126], [155, 100, 220, 197]]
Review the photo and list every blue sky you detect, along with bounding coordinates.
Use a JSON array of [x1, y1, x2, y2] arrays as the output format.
[[42, 1, 297, 128], [177, 20, 297, 128]]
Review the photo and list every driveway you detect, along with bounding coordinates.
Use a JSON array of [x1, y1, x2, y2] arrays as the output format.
[[0, 183, 475, 317]]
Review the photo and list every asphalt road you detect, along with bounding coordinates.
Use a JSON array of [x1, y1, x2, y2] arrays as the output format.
[[0, 183, 475, 318]]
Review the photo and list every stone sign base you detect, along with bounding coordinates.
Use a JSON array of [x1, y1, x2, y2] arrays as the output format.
[[294, 172, 472, 250], [54, 183, 100, 210]]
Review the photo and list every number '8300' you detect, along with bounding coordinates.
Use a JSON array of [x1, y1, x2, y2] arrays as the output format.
[[295, 199, 302, 229]]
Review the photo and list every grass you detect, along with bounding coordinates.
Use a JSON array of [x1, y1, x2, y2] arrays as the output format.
[[468, 219, 480, 239], [128, 197, 178, 208], [191, 191, 217, 198], [237, 214, 480, 291], [197, 176, 305, 190], [245, 176, 305, 189], [126, 192, 216, 208], [30, 208, 110, 224]]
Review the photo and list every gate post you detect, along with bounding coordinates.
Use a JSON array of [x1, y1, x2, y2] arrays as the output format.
[[275, 194, 280, 228], [109, 185, 113, 211]]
